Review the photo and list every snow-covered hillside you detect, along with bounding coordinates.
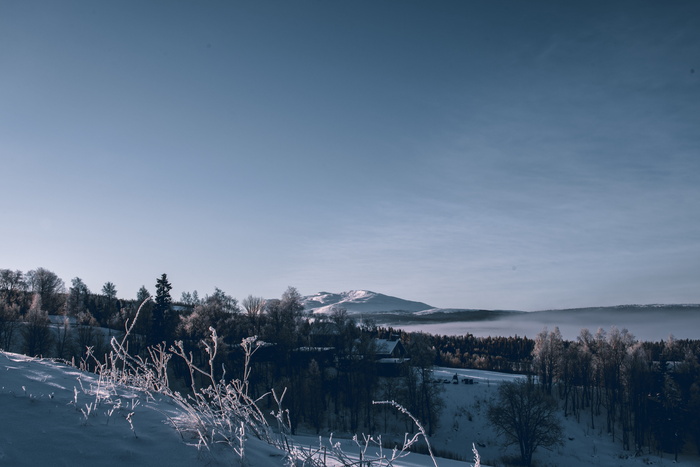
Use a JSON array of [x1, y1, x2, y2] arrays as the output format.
[[416, 367, 699, 466], [0, 351, 287, 467], [304, 290, 433, 315], [0, 351, 469, 467], [3, 351, 698, 467]]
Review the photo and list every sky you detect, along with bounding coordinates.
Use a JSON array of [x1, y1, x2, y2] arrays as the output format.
[[1, 1, 699, 311]]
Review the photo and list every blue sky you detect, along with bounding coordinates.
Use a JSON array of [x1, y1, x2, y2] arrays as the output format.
[[1, 1, 698, 311]]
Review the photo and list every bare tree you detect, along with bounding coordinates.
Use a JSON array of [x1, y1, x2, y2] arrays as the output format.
[[532, 326, 563, 394], [242, 295, 265, 318], [26, 267, 65, 314], [264, 287, 305, 351], [488, 379, 563, 466], [0, 302, 20, 350], [22, 294, 53, 357], [404, 332, 444, 436], [54, 314, 74, 359], [242, 294, 265, 335], [598, 326, 635, 443], [0, 269, 28, 310]]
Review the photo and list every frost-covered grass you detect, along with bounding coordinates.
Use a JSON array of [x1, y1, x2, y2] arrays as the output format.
[[0, 349, 287, 466]]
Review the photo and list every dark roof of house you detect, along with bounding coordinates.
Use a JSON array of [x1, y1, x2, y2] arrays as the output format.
[[375, 338, 402, 355]]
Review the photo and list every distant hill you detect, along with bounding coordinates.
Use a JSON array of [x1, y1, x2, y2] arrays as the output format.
[[402, 304, 700, 341], [303, 290, 433, 315], [302, 291, 700, 340]]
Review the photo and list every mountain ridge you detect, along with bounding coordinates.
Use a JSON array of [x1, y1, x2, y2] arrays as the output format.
[[302, 290, 700, 318], [303, 290, 433, 315]]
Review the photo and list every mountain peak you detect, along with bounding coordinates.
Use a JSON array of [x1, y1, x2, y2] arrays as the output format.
[[303, 290, 433, 315]]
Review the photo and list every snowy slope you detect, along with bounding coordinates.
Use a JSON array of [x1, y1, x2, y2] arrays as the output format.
[[0, 351, 473, 467], [304, 290, 433, 315], [2, 351, 697, 467], [0, 351, 286, 467], [421, 367, 699, 466], [296, 366, 699, 466]]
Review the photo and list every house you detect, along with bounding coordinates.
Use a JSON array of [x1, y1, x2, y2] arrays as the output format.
[[374, 337, 409, 377], [374, 337, 407, 359]]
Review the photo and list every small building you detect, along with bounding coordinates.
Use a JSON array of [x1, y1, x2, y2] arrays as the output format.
[[374, 338, 407, 359], [374, 337, 408, 377]]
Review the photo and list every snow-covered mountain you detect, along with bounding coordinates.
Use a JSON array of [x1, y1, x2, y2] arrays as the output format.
[[303, 290, 433, 315]]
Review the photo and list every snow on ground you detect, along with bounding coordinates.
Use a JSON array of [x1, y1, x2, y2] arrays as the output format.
[[432, 367, 526, 385], [0, 351, 286, 467], [412, 366, 699, 466], [296, 366, 699, 467], [2, 351, 698, 467]]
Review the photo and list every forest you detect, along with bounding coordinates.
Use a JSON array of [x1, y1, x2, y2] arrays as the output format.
[[1, 266, 700, 459]]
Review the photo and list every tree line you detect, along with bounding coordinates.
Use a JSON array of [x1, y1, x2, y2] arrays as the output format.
[[528, 326, 700, 460], [0, 267, 444, 438], [369, 323, 700, 460], [4, 266, 698, 457], [373, 328, 535, 373]]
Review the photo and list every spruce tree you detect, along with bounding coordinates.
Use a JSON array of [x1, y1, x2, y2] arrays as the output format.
[[151, 274, 173, 344]]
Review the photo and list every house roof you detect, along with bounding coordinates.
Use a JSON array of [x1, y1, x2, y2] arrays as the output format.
[[375, 338, 401, 355]]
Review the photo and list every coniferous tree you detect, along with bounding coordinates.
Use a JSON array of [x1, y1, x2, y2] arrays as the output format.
[[151, 274, 174, 345], [0, 302, 20, 351], [101, 282, 117, 300], [100, 282, 118, 329]]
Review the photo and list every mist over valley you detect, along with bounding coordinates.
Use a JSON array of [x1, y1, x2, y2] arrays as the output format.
[[304, 290, 700, 341]]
